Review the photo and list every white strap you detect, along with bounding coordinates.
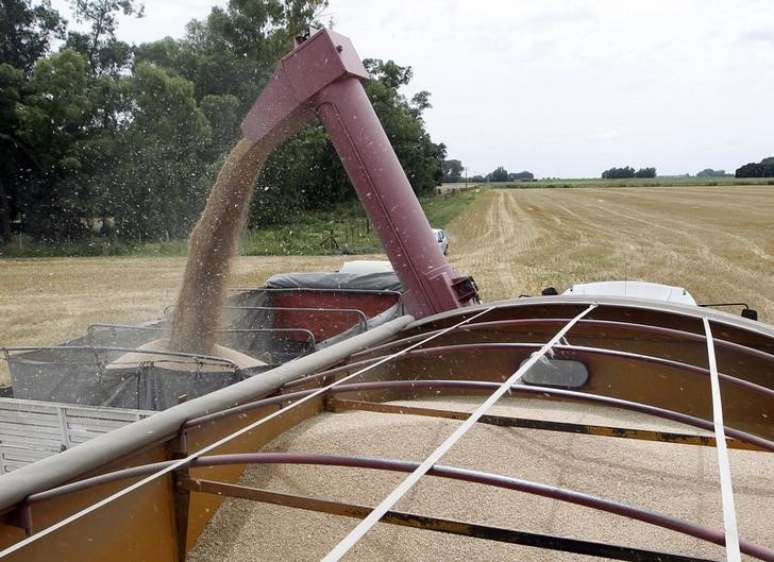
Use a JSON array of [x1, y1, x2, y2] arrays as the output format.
[[0, 307, 496, 558], [322, 304, 597, 562], [703, 318, 741, 562]]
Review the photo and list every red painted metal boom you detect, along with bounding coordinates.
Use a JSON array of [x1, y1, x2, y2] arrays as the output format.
[[240, 29, 478, 318]]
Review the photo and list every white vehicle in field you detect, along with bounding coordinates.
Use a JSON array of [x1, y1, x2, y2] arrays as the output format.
[[433, 228, 449, 255], [338, 260, 394, 274], [564, 280, 697, 305], [559, 280, 758, 319]]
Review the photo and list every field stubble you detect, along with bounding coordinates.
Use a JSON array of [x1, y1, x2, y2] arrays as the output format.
[[0, 255, 374, 385], [448, 186, 773, 321]]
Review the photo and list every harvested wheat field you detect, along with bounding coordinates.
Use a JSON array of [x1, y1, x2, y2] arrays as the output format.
[[1, 185, 771, 380], [0, 255, 376, 384], [447, 186, 773, 321]]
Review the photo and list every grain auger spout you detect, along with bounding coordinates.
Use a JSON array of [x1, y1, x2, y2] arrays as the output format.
[[240, 29, 478, 318]]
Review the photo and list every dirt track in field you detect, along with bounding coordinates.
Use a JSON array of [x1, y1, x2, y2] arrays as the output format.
[[446, 186, 774, 321]]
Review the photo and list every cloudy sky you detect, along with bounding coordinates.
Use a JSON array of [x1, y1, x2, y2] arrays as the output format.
[[52, 0, 774, 177]]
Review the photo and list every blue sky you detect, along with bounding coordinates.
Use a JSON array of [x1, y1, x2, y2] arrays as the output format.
[[52, 0, 774, 178]]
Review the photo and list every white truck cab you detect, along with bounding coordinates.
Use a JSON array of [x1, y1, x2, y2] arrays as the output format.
[[563, 280, 697, 305]]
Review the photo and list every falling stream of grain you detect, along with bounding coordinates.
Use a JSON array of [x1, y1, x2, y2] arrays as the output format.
[[168, 139, 267, 354]]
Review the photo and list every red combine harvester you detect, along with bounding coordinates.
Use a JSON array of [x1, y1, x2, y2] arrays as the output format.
[[0, 30, 772, 562]]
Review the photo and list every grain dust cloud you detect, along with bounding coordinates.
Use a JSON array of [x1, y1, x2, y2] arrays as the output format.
[[168, 139, 268, 355]]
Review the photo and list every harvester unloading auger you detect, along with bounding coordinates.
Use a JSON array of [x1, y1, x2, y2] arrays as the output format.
[[0, 29, 773, 562], [169, 29, 477, 360]]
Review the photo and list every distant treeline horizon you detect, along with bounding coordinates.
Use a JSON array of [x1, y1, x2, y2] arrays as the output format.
[[442, 157, 774, 182]]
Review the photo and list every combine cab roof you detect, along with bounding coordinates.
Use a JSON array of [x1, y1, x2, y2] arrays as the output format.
[[565, 280, 697, 305]]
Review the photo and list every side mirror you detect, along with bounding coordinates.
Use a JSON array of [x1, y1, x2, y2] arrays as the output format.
[[541, 287, 558, 296], [741, 308, 758, 321]]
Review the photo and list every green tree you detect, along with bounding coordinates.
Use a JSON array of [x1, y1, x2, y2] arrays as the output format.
[[602, 166, 635, 179], [127, 4, 445, 235], [105, 63, 213, 240], [735, 156, 774, 178], [0, 0, 65, 74], [1, 0, 451, 247], [634, 167, 656, 178], [0, 0, 66, 241], [13, 49, 99, 239], [508, 170, 534, 181], [696, 168, 728, 177], [65, 0, 143, 75], [488, 166, 509, 182], [136, 0, 327, 112], [200, 94, 241, 156], [0, 62, 26, 240], [442, 159, 464, 183]]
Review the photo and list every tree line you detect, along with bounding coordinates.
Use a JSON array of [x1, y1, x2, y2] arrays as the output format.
[[0, 0, 448, 244], [601, 166, 656, 179], [600, 158, 774, 180], [696, 168, 729, 177], [735, 156, 774, 178], [464, 166, 534, 183], [440, 163, 535, 184]]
